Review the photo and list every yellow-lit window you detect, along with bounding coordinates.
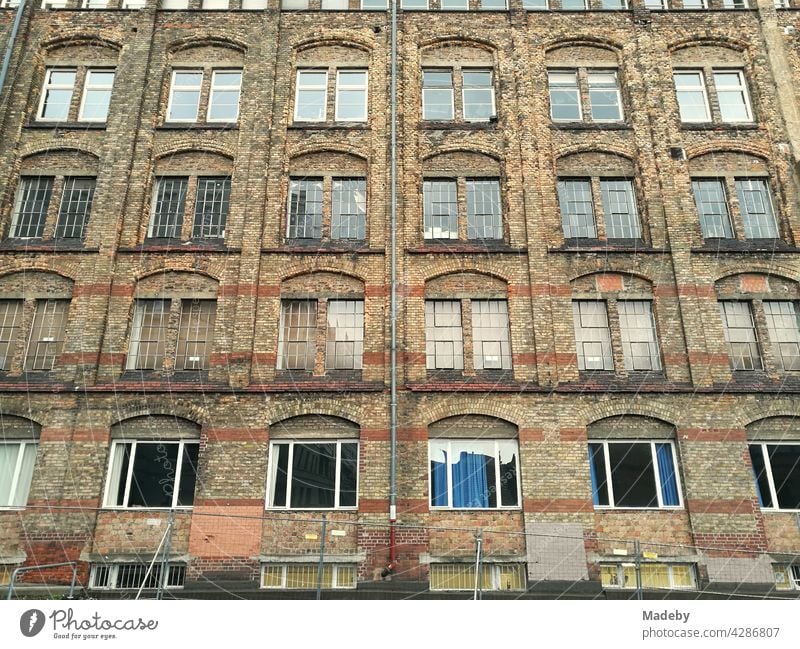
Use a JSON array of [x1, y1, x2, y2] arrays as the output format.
[[0, 565, 13, 586], [602, 563, 695, 590], [261, 564, 357, 589], [429, 563, 525, 591]]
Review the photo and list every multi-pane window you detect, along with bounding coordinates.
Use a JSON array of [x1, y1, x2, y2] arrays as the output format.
[[0, 442, 37, 508], [601, 564, 696, 590], [103, 439, 199, 508], [262, 564, 356, 590], [548, 69, 624, 123], [149, 178, 187, 238], [424, 299, 511, 374], [429, 563, 526, 592], [331, 179, 367, 240], [90, 564, 185, 591], [589, 441, 682, 508], [277, 299, 364, 372], [558, 177, 641, 241], [749, 443, 800, 511], [277, 300, 317, 370], [0, 301, 23, 370], [266, 440, 358, 509], [287, 178, 323, 239], [167, 69, 241, 123], [10, 177, 53, 239], [618, 301, 661, 371], [773, 565, 800, 591], [673, 69, 753, 124], [572, 301, 613, 370], [763, 302, 800, 371], [425, 300, 464, 370], [429, 439, 520, 509], [38, 68, 116, 122], [25, 300, 68, 371], [466, 180, 502, 239], [600, 179, 639, 239], [736, 178, 778, 239], [149, 176, 230, 240], [471, 300, 511, 370], [325, 300, 364, 370], [424, 178, 503, 241], [192, 177, 230, 239], [55, 178, 96, 239], [558, 179, 595, 239], [719, 301, 762, 371], [127, 299, 216, 371], [691, 177, 778, 240], [294, 68, 368, 123], [422, 68, 495, 122]]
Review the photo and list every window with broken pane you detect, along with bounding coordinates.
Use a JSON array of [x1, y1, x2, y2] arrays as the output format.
[[287, 178, 323, 239], [277, 300, 317, 370], [425, 300, 464, 370], [325, 300, 364, 370], [572, 301, 613, 371], [471, 300, 511, 370]]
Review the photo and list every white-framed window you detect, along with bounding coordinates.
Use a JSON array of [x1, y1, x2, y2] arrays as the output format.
[[560, 0, 587, 7], [241, 0, 267, 7], [471, 299, 511, 370], [89, 563, 185, 590], [261, 563, 356, 589], [558, 179, 596, 238], [429, 563, 526, 591], [127, 299, 216, 371], [548, 70, 581, 121], [10, 176, 54, 239], [77, 69, 115, 122], [335, 70, 368, 122], [325, 300, 364, 370], [37, 68, 76, 121], [422, 69, 454, 120], [429, 439, 520, 509], [207, 70, 242, 122], [480, 0, 507, 8], [773, 565, 800, 590], [202, 0, 229, 7], [462, 69, 495, 121], [714, 70, 752, 122], [618, 300, 661, 371], [587, 70, 623, 121], [103, 439, 199, 509], [82, 0, 109, 7], [763, 301, 800, 371], [719, 301, 762, 371], [425, 300, 464, 370], [160, 0, 189, 6], [573, 301, 613, 370], [25, 299, 69, 371], [361, 0, 387, 8], [167, 70, 203, 122], [600, 179, 639, 239], [0, 442, 37, 508], [601, 563, 696, 590], [121, 0, 147, 8], [643, 0, 666, 7], [680, 0, 707, 6], [589, 440, 682, 508], [266, 440, 358, 509], [749, 443, 800, 511], [321, 0, 348, 7], [672, 71, 710, 122], [401, 0, 427, 6], [691, 179, 734, 239], [736, 178, 778, 239], [294, 69, 328, 122], [0, 0, 21, 7], [440, 0, 468, 7]]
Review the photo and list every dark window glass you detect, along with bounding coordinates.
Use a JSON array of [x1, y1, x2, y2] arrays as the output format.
[[290, 443, 336, 508], [609, 443, 658, 508]]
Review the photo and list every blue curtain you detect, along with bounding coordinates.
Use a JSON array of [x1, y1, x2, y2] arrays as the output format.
[[751, 465, 764, 507], [431, 453, 448, 507], [588, 445, 600, 506], [452, 452, 489, 508], [656, 443, 679, 506]]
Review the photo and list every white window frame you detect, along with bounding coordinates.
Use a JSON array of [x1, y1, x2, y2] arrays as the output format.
[[261, 563, 357, 589], [207, 69, 242, 122], [461, 69, 496, 122], [601, 563, 697, 590], [589, 440, 683, 510], [422, 68, 455, 121], [0, 441, 37, 509], [673, 70, 711, 123], [102, 439, 199, 510], [429, 562, 527, 591], [37, 68, 76, 122], [334, 69, 368, 122], [548, 70, 582, 122], [265, 440, 359, 510], [166, 69, 203, 123], [428, 439, 521, 510], [587, 69, 624, 122], [77, 68, 115, 122], [713, 69, 753, 123], [89, 563, 186, 590], [750, 442, 800, 512], [294, 69, 328, 122]]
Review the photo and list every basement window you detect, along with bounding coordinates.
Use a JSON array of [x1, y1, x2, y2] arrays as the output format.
[[261, 564, 356, 589], [429, 563, 526, 591], [589, 441, 682, 508], [773, 565, 800, 590], [600, 563, 696, 590], [89, 563, 185, 590]]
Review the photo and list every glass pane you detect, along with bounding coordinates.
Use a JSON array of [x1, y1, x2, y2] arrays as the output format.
[[325, 300, 364, 370], [150, 177, 187, 238], [572, 301, 613, 370], [176, 444, 199, 506], [692, 179, 733, 238], [290, 443, 336, 508], [425, 301, 463, 370], [56, 177, 95, 238], [12, 177, 53, 238], [423, 180, 458, 239], [331, 178, 366, 239], [736, 178, 778, 239], [193, 177, 230, 238], [608, 443, 658, 508], [25, 300, 68, 371], [0, 300, 24, 370], [549, 71, 580, 120], [127, 443, 180, 508], [0, 445, 21, 506], [287, 178, 323, 239], [466, 179, 502, 239], [270, 444, 290, 507], [600, 179, 639, 239], [749, 444, 773, 508], [767, 445, 800, 510], [339, 442, 358, 507], [451, 440, 497, 508], [558, 179, 596, 238]]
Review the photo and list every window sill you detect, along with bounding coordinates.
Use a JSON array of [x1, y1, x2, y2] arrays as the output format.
[[418, 121, 497, 131], [117, 370, 213, 384], [550, 239, 664, 253], [157, 122, 238, 131], [101, 507, 193, 512], [549, 121, 631, 131], [274, 369, 364, 382], [594, 506, 684, 512], [691, 239, 798, 253], [759, 508, 800, 514], [0, 239, 99, 253], [287, 122, 369, 130], [24, 121, 107, 130], [408, 241, 526, 254], [120, 239, 238, 253], [680, 122, 759, 131]]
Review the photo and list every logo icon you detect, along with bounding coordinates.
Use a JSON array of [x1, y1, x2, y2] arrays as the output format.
[[20, 609, 45, 638]]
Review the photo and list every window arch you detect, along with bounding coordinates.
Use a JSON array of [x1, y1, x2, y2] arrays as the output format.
[[126, 271, 219, 373], [0, 271, 73, 373]]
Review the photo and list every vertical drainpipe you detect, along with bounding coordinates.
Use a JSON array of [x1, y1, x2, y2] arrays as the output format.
[[388, 0, 399, 571], [0, 0, 27, 102]]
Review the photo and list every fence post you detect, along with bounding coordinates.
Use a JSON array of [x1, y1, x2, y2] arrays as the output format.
[[634, 540, 643, 601], [156, 509, 175, 601], [473, 529, 483, 601], [316, 515, 327, 601]]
